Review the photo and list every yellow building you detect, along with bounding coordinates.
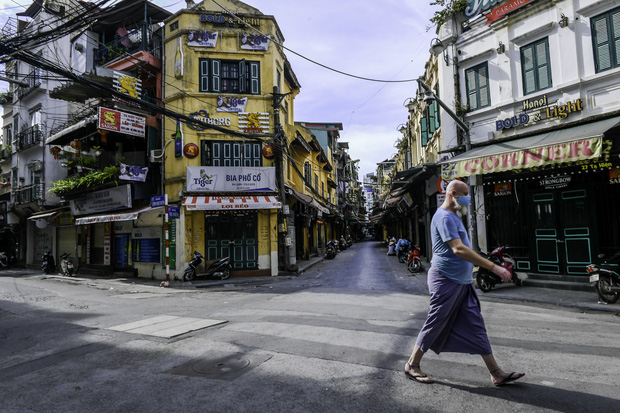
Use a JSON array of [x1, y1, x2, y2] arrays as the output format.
[[163, 0, 300, 277]]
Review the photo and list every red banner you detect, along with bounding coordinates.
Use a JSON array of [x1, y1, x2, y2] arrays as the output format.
[[485, 0, 535, 24]]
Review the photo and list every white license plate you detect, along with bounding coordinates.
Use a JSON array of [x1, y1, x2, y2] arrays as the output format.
[[589, 274, 599, 282]]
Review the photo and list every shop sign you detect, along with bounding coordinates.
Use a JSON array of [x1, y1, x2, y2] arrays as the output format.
[[262, 144, 275, 159], [496, 98, 583, 131], [187, 30, 219, 47], [186, 166, 277, 192], [239, 112, 269, 133], [200, 14, 227, 24], [98, 107, 145, 138], [240, 33, 270, 51], [610, 168, 620, 184], [216, 96, 248, 113], [476, 0, 537, 24], [113, 71, 141, 107], [494, 182, 513, 196], [188, 109, 232, 130], [151, 195, 166, 208], [70, 184, 132, 216], [539, 174, 572, 189], [104, 222, 111, 266], [442, 137, 602, 178], [119, 162, 148, 182]]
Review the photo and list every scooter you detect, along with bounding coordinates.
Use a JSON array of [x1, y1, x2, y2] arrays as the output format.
[[586, 252, 620, 304], [407, 245, 423, 273], [325, 240, 337, 259], [59, 253, 74, 276], [0, 252, 9, 269], [41, 251, 56, 274], [473, 246, 523, 292], [183, 251, 231, 281]]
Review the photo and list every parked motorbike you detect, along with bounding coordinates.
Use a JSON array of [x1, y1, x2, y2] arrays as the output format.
[[339, 236, 347, 251], [59, 253, 74, 276], [586, 252, 620, 304], [407, 245, 423, 273], [41, 251, 56, 274], [398, 244, 410, 263], [183, 251, 231, 281], [0, 252, 9, 269], [325, 240, 337, 259], [473, 246, 523, 292]]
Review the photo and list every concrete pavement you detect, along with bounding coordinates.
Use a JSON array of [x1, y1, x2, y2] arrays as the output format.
[[6, 251, 618, 315]]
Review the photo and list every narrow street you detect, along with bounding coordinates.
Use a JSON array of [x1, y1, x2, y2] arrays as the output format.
[[1, 239, 619, 412]]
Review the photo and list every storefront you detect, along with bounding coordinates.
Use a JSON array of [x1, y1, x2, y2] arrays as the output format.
[[442, 117, 620, 277]]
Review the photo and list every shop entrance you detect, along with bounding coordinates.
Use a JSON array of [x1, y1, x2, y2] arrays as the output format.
[[530, 187, 596, 275], [205, 213, 257, 270]]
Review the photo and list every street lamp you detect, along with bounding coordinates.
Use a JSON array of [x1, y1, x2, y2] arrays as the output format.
[[403, 98, 417, 113], [397, 124, 407, 135], [415, 78, 480, 252]]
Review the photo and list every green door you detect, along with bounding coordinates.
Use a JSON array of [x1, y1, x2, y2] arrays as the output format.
[[532, 188, 595, 274], [205, 213, 258, 270]]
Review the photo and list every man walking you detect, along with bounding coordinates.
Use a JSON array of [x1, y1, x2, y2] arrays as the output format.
[[404, 180, 525, 386]]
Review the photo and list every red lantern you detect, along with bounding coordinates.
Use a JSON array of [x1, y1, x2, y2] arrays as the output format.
[[50, 146, 61, 160], [70, 140, 82, 157]]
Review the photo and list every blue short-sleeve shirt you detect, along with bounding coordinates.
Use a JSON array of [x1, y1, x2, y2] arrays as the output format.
[[430, 208, 473, 284]]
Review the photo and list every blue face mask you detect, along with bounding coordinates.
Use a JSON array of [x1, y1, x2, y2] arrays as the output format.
[[457, 195, 471, 207]]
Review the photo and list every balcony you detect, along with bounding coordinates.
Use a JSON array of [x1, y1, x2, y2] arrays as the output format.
[[16, 124, 43, 151], [0, 147, 11, 161], [94, 24, 162, 67], [15, 69, 42, 99], [14, 183, 44, 204]]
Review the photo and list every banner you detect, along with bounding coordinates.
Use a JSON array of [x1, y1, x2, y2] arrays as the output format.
[[240, 33, 270, 51], [98, 107, 145, 138], [186, 166, 276, 192], [187, 30, 219, 47], [70, 184, 132, 216], [442, 137, 602, 179], [119, 163, 148, 182]]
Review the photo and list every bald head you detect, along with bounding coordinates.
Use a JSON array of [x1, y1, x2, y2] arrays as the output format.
[[446, 180, 468, 194]]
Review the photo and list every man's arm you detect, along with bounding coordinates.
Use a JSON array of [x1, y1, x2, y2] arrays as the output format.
[[446, 238, 511, 282]]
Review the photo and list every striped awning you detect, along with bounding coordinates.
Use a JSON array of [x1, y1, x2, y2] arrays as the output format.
[[183, 195, 281, 211]]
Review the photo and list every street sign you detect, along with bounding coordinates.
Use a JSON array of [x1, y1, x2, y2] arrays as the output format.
[[151, 195, 166, 208], [168, 206, 180, 219]]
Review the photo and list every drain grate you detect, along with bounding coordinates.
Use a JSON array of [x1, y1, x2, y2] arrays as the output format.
[[168, 351, 272, 381]]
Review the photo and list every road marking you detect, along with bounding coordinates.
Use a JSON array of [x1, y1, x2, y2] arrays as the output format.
[[107, 316, 227, 338]]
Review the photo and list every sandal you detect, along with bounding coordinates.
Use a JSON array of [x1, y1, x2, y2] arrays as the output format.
[[404, 362, 433, 384]]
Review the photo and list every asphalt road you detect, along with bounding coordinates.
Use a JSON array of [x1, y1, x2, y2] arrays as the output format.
[[1, 239, 619, 412]]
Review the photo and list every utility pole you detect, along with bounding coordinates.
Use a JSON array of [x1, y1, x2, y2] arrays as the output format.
[[272, 86, 292, 272]]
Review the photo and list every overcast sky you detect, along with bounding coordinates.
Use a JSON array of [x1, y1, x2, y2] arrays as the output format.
[[0, 0, 441, 177]]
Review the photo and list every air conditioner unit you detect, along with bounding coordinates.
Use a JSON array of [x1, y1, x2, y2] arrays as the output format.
[[150, 149, 163, 163]]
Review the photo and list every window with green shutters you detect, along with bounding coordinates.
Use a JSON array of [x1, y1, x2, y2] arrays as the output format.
[[520, 38, 552, 95], [200, 141, 262, 166], [592, 6, 620, 72], [465, 62, 490, 111], [420, 95, 440, 147], [199, 59, 260, 94]]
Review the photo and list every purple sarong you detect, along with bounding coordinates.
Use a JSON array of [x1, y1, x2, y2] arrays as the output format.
[[415, 266, 492, 355]]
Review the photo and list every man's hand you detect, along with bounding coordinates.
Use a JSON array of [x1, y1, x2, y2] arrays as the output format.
[[491, 265, 511, 283]]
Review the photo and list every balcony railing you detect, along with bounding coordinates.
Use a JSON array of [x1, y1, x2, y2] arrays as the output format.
[[16, 124, 44, 151], [14, 183, 44, 204], [94, 24, 162, 66], [15, 69, 42, 99]]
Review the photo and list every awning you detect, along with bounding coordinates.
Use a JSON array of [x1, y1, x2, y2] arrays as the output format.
[[46, 115, 97, 145], [183, 195, 281, 211], [75, 206, 156, 225], [440, 117, 620, 179], [27, 209, 66, 221], [285, 187, 313, 205]]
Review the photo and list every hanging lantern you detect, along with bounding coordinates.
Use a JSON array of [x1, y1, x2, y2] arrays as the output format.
[[99, 129, 108, 144], [50, 146, 61, 160], [70, 139, 82, 157]]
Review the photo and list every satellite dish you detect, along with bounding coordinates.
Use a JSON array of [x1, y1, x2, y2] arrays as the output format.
[[35, 219, 48, 229]]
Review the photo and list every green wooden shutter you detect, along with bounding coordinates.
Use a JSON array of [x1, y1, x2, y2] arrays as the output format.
[[536, 40, 551, 90], [478, 64, 489, 107], [613, 9, 620, 67], [250, 62, 260, 94], [521, 45, 535, 94], [593, 15, 611, 71], [238, 59, 246, 93], [199, 59, 209, 91], [212, 60, 220, 92], [465, 67, 477, 111], [428, 101, 436, 134], [421, 117, 428, 147]]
